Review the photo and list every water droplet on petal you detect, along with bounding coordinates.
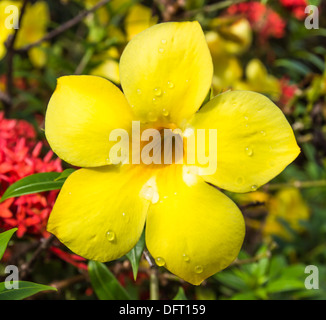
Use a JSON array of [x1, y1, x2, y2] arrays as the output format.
[[148, 112, 158, 122], [161, 39, 167, 44], [182, 254, 190, 262], [245, 146, 253, 157], [244, 115, 249, 121], [155, 257, 165, 266], [141, 185, 159, 203], [158, 47, 164, 53], [167, 81, 174, 89], [137, 89, 142, 95], [251, 185, 258, 191], [153, 87, 162, 96], [260, 130, 266, 136], [194, 265, 203, 274], [162, 108, 169, 116], [106, 231, 115, 242]]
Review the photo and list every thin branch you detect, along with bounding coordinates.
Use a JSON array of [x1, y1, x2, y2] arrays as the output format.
[[263, 179, 326, 191], [15, 0, 111, 53], [0, 89, 11, 106], [144, 248, 159, 300], [20, 235, 55, 279], [231, 251, 271, 267], [183, 0, 245, 18]]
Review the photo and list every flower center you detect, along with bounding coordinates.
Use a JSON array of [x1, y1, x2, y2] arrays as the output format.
[[138, 124, 184, 166]]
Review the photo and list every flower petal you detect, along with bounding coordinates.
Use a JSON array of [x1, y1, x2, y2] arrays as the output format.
[[188, 90, 300, 193], [145, 165, 245, 285], [47, 165, 150, 262], [119, 21, 213, 126], [45, 75, 133, 167]]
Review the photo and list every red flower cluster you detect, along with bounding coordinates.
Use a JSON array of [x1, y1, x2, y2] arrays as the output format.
[[279, 77, 299, 107], [0, 112, 62, 238], [280, 0, 308, 20], [227, 1, 286, 43]]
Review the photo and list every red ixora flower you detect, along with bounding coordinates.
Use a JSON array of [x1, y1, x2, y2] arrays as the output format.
[[227, 1, 286, 44], [279, 77, 299, 107], [280, 0, 308, 20], [0, 112, 62, 238]]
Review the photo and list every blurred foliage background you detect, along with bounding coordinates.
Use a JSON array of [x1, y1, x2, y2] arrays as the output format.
[[0, 0, 326, 300]]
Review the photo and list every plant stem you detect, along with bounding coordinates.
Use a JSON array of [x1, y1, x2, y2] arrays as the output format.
[[149, 268, 159, 300], [144, 248, 159, 300]]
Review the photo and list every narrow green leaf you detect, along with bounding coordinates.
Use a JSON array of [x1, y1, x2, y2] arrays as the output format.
[[0, 172, 65, 203], [0, 228, 17, 261], [275, 59, 311, 76], [88, 261, 131, 300], [0, 281, 57, 300], [266, 278, 306, 293], [173, 287, 188, 300], [126, 230, 145, 280], [54, 168, 76, 181]]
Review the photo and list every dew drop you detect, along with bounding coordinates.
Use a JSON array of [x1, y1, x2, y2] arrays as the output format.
[[162, 108, 169, 116], [106, 231, 115, 242], [167, 81, 174, 89], [194, 265, 203, 274], [245, 146, 253, 157], [155, 257, 165, 266], [161, 39, 167, 45], [148, 112, 158, 122], [142, 186, 154, 200], [251, 185, 258, 191], [142, 185, 159, 203], [153, 87, 162, 96], [260, 130, 266, 136], [244, 115, 249, 121], [182, 254, 190, 262], [137, 89, 142, 95], [158, 47, 164, 53], [152, 97, 159, 105]]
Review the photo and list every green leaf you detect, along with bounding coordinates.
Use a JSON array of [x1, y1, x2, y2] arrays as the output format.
[[214, 271, 249, 291], [0, 172, 66, 203], [126, 230, 145, 280], [173, 287, 188, 300], [54, 168, 76, 181], [0, 228, 17, 261], [275, 59, 311, 77], [266, 278, 305, 293], [88, 261, 131, 300], [0, 281, 57, 300]]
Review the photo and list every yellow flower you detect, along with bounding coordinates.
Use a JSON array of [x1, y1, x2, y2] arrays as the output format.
[[206, 18, 252, 93], [0, 1, 50, 67], [91, 47, 121, 84], [124, 3, 158, 41], [45, 22, 300, 285], [264, 188, 310, 240], [234, 59, 281, 101]]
